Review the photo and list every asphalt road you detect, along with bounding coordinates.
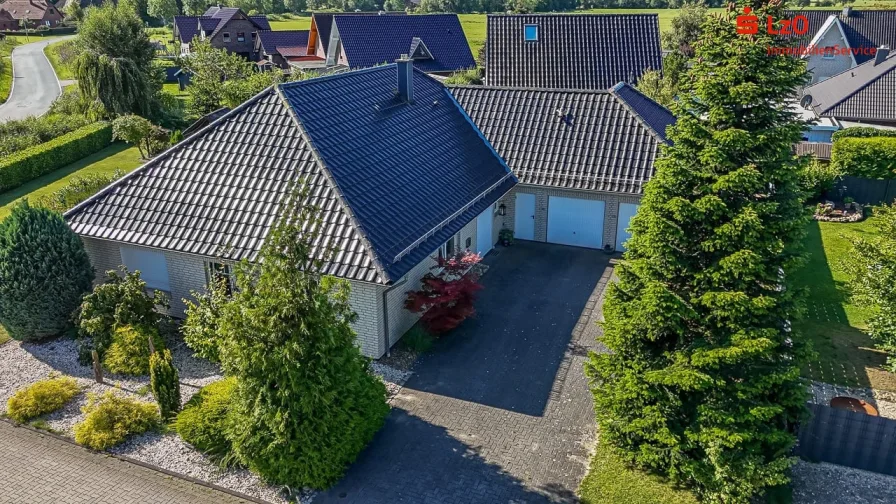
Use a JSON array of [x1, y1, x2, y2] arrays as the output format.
[[0, 37, 69, 123]]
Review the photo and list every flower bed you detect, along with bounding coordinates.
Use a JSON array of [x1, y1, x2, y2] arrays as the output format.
[[814, 201, 865, 223]]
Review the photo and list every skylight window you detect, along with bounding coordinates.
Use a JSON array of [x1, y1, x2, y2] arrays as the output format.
[[524, 24, 538, 42]]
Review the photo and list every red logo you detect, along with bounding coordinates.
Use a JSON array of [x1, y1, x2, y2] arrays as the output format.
[[736, 6, 810, 36]]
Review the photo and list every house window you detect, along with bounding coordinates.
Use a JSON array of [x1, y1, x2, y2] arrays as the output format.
[[438, 236, 457, 260], [524, 24, 538, 42], [205, 262, 235, 296], [223, 32, 231, 42], [237, 32, 245, 42], [822, 46, 835, 59], [120, 246, 171, 293], [465, 237, 472, 249]]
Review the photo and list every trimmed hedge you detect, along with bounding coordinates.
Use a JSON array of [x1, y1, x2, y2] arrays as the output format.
[[0, 27, 77, 36], [832, 127, 896, 141], [831, 137, 896, 179], [0, 122, 112, 193]]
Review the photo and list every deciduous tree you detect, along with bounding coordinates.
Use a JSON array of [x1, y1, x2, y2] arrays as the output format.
[[585, 2, 811, 502]]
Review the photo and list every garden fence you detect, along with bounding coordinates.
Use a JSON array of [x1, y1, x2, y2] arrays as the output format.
[[797, 403, 896, 476], [825, 176, 896, 205]]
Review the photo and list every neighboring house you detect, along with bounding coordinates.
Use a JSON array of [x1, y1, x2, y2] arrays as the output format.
[[786, 8, 896, 84], [484, 14, 663, 89], [1, 0, 63, 28], [297, 12, 473, 74], [801, 47, 896, 128], [64, 62, 516, 359], [55, 0, 106, 11], [452, 82, 675, 252], [0, 8, 16, 30], [173, 7, 271, 59], [255, 30, 310, 69]]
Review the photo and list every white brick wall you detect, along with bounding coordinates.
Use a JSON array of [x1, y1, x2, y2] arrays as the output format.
[[497, 185, 642, 250], [348, 280, 385, 358]]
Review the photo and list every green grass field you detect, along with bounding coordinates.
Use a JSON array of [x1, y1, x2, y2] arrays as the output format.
[[0, 143, 142, 221], [44, 39, 75, 81], [791, 215, 896, 392]]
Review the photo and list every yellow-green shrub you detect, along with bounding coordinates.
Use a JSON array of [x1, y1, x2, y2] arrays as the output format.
[[73, 391, 159, 450], [104, 325, 166, 376], [174, 377, 236, 461], [6, 376, 80, 423]]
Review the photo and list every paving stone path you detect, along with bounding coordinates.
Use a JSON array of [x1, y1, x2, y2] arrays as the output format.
[[316, 242, 613, 504], [0, 420, 253, 504]]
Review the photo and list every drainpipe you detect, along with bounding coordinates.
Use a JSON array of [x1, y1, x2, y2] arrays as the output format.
[[382, 277, 409, 358]]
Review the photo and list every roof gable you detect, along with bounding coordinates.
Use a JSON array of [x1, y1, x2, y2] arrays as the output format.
[[450, 83, 673, 194], [786, 9, 896, 64], [485, 14, 662, 90], [333, 14, 475, 72], [310, 11, 407, 54]]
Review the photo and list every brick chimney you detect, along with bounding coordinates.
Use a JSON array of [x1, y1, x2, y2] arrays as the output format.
[[396, 54, 413, 103], [875, 45, 891, 66], [841, 6, 852, 18]]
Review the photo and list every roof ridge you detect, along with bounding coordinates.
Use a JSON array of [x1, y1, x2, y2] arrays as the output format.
[[447, 84, 612, 94], [65, 87, 278, 221], [608, 82, 671, 145], [486, 13, 659, 18], [273, 84, 391, 284], [808, 53, 896, 114]]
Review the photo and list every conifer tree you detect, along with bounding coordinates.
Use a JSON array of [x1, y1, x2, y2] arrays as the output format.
[[585, 2, 811, 502]]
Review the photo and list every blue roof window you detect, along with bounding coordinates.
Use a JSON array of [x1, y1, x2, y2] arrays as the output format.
[[524, 24, 538, 42]]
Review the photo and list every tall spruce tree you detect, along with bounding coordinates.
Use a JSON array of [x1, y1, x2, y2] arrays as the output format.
[[585, 2, 811, 502]]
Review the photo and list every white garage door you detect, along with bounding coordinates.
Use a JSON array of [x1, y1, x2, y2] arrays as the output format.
[[616, 203, 640, 252], [546, 196, 605, 249], [120, 246, 171, 291]]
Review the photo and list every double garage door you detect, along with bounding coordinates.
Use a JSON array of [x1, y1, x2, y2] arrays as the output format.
[[515, 193, 638, 251]]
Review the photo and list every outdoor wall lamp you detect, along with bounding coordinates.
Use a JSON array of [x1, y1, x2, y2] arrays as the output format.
[[498, 203, 507, 216]]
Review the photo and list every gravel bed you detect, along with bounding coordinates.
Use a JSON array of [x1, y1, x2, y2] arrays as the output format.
[[809, 381, 896, 419], [792, 460, 896, 503], [370, 361, 412, 400]]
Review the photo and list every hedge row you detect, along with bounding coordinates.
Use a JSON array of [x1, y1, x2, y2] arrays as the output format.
[[831, 136, 896, 179], [832, 127, 896, 141], [0, 122, 112, 193]]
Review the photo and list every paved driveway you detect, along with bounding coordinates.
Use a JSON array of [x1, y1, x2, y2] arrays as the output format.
[[317, 242, 614, 504], [0, 37, 70, 122]]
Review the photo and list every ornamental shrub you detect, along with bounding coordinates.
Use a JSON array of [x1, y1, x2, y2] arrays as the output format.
[[149, 349, 180, 420], [174, 377, 236, 461], [215, 187, 389, 489], [0, 122, 112, 193], [182, 278, 228, 363], [0, 201, 94, 341], [77, 268, 168, 363], [6, 376, 81, 423], [74, 391, 159, 450], [404, 251, 483, 334], [831, 137, 896, 179], [800, 159, 842, 201], [104, 324, 166, 376]]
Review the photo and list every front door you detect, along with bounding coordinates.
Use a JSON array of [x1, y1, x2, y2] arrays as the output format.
[[514, 193, 536, 240], [615, 203, 640, 252], [476, 207, 493, 255]]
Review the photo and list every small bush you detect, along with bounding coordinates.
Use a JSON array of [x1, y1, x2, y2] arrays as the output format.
[[73, 391, 159, 450], [404, 251, 484, 334], [400, 325, 435, 353], [0, 201, 94, 341], [831, 137, 896, 179], [150, 349, 180, 420], [36, 170, 124, 214], [0, 122, 113, 193], [6, 376, 81, 423], [182, 279, 228, 362], [104, 325, 166, 376], [800, 159, 841, 201], [174, 378, 236, 461], [77, 268, 168, 363]]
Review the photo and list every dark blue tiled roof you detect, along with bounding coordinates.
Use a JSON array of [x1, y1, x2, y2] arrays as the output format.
[[280, 65, 514, 280], [611, 82, 675, 142], [250, 15, 271, 30], [198, 17, 220, 34], [333, 14, 475, 73], [257, 30, 309, 55], [174, 16, 199, 43]]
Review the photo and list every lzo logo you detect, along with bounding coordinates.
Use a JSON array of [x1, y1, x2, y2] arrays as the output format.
[[736, 6, 810, 36]]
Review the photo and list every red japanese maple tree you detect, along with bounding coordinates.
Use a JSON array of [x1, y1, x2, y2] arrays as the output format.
[[404, 251, 483, 334]]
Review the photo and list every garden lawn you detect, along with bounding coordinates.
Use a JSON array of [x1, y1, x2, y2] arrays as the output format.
[[0, 36, 21, 104], [0, 143, 142, 221], [578, 442, 698, 504], [44, 39, 74, 81], [792, 215, 896, 392]]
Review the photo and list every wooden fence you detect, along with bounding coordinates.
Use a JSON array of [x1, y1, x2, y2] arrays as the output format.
[[797, 403, 896, 476], [825, 176, 896, 205]]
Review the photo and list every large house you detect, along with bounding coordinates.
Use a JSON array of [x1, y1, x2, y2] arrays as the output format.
[[174, 7, 271, 59], [484, 14, 663, 89], [787, 8, 896, 84], [65, 62, 673, 358], [0, 0, 62, 29], [295, 12, 474, 74], [0, 7, 16, 30]]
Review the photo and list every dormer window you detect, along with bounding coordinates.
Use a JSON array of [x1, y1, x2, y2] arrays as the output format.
[[524, 24, 538, 42], [237, 32, 245, 42], [223, 32, 231, 42], [822, 46, 835, 59]]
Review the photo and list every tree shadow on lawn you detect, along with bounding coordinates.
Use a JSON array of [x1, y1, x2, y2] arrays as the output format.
[[315, 408, 577, 504], [796, 219, 891, 391]]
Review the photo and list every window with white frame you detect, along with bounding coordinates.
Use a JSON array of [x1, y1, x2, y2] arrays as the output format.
[[120, 246, 171, 292], [438, 235, 457, 260], [237, 32, 245, 42], [822, 46, 835, 59], [223, 32, 231, 42], [205, 261, 235, 295]]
